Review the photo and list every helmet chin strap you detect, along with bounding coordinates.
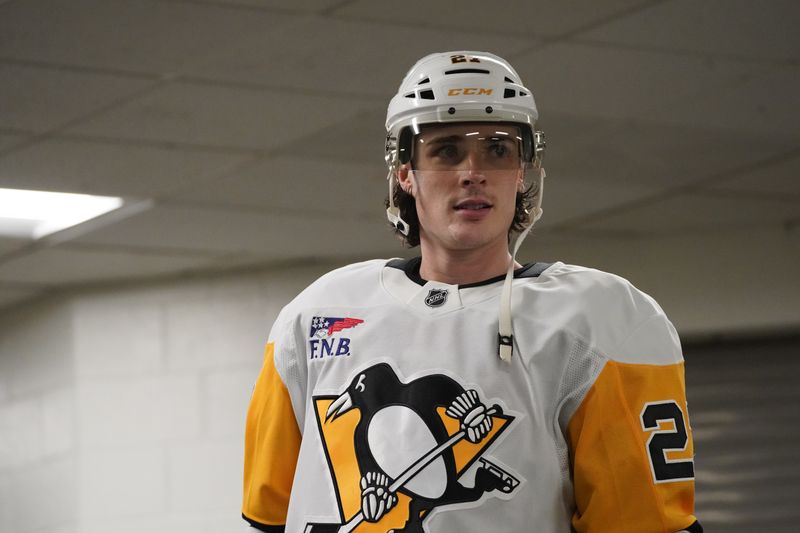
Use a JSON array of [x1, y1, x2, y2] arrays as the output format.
[[386, 168, 410, 236], [498, 166, 545, 363]]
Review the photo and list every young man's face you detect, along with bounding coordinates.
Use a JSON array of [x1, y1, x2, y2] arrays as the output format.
[[398, 122, 524, 254]]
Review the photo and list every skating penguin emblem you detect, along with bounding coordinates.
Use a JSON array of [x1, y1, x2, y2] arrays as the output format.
[[306, 363, 521, 533]]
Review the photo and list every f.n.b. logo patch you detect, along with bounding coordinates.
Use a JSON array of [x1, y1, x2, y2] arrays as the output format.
[[309, 316, 363, 359]]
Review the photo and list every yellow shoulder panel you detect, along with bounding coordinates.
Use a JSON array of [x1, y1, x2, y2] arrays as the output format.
[[568, 360, 698, 533], [242, 342, 302, 526]]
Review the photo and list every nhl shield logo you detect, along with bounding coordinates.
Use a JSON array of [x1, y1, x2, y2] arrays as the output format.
[[424, 288, 448, 308]]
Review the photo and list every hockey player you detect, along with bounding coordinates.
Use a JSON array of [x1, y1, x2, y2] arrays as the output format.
[[243, 51, 701, 533]]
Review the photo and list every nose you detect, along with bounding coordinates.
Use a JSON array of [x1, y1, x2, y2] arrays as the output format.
[[460, 149, 487, 185]]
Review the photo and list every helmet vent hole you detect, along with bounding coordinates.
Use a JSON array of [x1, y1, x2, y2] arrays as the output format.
[[418, 77, 430, 85], [444, 68, 490, 75], [404, 92, 415, 98], [504, 76, 515, 83], [419, 89, 435, 100], [504, 89, 516, 98], [519, 91, 528, 96]]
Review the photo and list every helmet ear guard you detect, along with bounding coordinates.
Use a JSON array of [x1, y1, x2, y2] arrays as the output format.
[[397, 127, 414, 165], [385, 168, 410, 236]]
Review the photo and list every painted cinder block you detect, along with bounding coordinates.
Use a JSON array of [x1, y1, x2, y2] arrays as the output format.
[[167, 441, 242, 513], [73, 294, 164, 378], [78, 446, 166, 519], [42, 387, 76, 458], [0, 300, 73, 397], [77, 374, 201, 448], [0, 397, 43, 469], [9, 456, 78, 532], [163, 285, 269, 372], [206, 368, 258, 439]]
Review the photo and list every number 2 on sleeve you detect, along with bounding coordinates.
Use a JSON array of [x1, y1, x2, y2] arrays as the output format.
[[640, 400, 695, 483]]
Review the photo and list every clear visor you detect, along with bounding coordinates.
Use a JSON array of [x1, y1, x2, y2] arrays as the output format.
[[412, 123, 525, 172]]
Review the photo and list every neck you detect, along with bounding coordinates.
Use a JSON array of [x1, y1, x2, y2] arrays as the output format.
[[418, 238, 521, 285]]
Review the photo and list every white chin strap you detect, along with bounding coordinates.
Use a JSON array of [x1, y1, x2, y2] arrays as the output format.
[[498, 167, 545, 363], [386, 169, 410, 236]]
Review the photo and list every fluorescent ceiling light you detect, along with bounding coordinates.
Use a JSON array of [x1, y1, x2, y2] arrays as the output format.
[[0, 188, 124, 240]]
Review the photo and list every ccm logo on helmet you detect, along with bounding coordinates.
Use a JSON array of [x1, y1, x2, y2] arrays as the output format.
[[448, 88, 494, 96]]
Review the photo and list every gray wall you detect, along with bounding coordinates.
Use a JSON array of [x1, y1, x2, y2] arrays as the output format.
[[0, 263, 329, 533]]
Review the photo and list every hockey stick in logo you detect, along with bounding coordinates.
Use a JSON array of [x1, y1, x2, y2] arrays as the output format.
[[305, 406, 503, 533]]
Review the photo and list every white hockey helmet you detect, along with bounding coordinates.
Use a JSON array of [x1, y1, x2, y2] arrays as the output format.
[[385, 51, 545, 170]]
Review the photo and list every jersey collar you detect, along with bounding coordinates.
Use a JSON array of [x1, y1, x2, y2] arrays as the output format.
[[381, 257, 552, 314]]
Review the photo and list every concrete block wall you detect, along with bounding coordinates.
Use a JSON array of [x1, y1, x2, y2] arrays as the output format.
[[0, 301, 78, 533], [0, 263, 331, 533]]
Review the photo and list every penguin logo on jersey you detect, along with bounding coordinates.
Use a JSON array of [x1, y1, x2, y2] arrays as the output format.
[[306, 363, 521, 533]]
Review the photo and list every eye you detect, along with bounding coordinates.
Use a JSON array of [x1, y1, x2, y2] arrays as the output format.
[[488, 140, 515, 158], [432, 144, 460, 160], [489, 143, 507, 157]]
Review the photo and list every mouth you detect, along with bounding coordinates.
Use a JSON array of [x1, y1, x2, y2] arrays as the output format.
[[454, 199, 493, 212]]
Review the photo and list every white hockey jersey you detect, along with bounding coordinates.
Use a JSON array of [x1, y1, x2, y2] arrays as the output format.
[[243, 258, 700, 533]]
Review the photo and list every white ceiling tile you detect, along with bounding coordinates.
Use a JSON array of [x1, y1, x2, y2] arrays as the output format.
[[335, 0, 646, 37], [175, 155, 385, 216], [67, 82, 374, 150], [568, 192, 799, 235], [0, 132, 28, 152], [0, 287, 43, 310], [0, 0, 286, 73], [582, 0, 800, 61], [536, 172, 664, 230], [276, 108, 384, 163], [511, 43, 762, 122], [536, 112, 610, 148], [0, 63, 153, 132], [182, 15, 536, 96], [188, 0, 372, 12], [73, 204, 399, 259], [0, 137, 248, 198], [0, 246, 216, 284], [705, 154, 800, 198], [547, 117, 796, 190], [645, 65, 800, 139]]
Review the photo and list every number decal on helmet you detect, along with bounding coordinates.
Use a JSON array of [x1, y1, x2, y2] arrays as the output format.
[[450, 54, 481, 64]]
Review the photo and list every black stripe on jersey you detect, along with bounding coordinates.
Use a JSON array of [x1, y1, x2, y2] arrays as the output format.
[[242, 513, 285, 532], [387, 256, 425, 285], [677, 520, 703, 533], [386, 257, 553, 288]]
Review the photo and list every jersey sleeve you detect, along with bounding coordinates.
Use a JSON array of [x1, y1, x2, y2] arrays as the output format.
[[566, 313, 702, 533], [242, 332, 302, 531]]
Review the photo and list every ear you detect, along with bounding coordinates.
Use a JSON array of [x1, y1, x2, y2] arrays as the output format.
[[396, 164, 416, 196]]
